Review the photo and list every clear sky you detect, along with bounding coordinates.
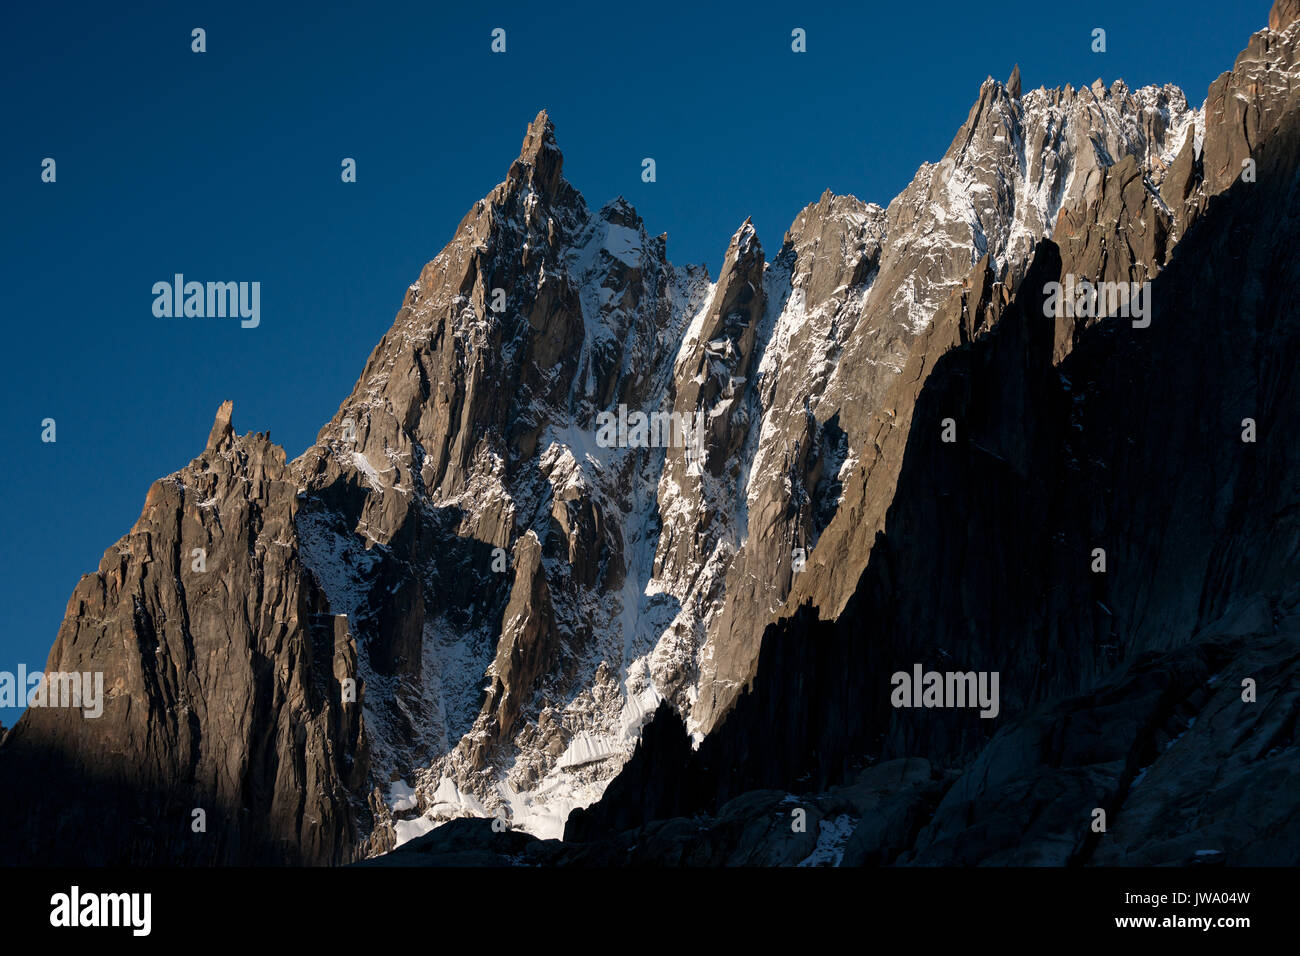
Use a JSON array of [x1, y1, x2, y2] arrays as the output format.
[[0, 0, 1272, 724]]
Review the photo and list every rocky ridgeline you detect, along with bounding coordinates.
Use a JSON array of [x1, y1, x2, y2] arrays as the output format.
[[567, 1, 1300, 864], [1, 2, 1296, 866]]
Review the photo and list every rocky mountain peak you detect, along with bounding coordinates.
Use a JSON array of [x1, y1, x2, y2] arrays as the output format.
[[5, 4, 1297, 869], [205, 399, 235, 454], [598, 196, 643, 231], [509, 108, 565, 198], [729, 216, 761, 262]]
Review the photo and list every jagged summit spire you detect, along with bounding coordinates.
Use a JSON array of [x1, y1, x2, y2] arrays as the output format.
[[206, 399, 234, 453], [1007, 63, 1021, 99], [520, 109, 557, 160], [728, 216, 761, 261], [509, 109, 564, 196]]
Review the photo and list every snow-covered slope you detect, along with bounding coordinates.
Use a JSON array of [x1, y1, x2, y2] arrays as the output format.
[[285, 73, 1203, 850]]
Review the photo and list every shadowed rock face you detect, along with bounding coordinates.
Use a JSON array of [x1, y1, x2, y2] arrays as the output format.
[[1, 8, 1296, 867], [566, 8, 1300, 864], [687, 68, 1205, 737], [379, 589, 1300, 867], [0, 401, 367, 865]]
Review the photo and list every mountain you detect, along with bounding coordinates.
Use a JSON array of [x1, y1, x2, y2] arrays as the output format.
[[566, 0, 1300, 864], [1, 1, 1296, 866]]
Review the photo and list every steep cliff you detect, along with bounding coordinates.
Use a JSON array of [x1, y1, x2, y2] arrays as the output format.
[[1, 3, 1295, 867], [568, 4, 1300, 863]]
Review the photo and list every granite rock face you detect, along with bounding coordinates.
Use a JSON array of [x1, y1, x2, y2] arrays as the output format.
[[1273, 0, 1300, 31], [1, 9, 1296, 866], [567, 8, 1300, 864], [0, 402, 367, 865]]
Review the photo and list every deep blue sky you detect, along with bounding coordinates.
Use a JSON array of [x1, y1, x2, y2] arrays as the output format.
[[0, 0, 1270, 723]]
